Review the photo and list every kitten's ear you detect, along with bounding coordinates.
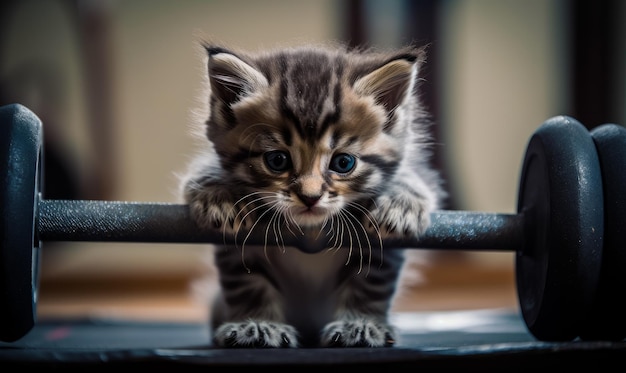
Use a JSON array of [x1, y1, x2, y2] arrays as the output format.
[[206, 47, 269, 105], [353, 55, 420, 112]]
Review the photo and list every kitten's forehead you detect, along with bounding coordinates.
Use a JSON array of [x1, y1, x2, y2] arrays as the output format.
[[231, 47, 403, 152], [265, 49, 344, 142]]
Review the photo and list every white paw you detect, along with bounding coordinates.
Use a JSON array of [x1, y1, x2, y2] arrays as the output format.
[[213, 320, 299, 348], [320, 318, 396, 347], [368, 186, 433, 239], [188, 187, 254, 235]]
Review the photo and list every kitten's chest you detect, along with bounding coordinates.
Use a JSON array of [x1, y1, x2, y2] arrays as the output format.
[[263, 247, 349, 288]]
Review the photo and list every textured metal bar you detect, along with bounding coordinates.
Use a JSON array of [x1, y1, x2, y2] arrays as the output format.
[[37, 199, 522, 252]]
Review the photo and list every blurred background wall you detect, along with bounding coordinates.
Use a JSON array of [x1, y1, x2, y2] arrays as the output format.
[[1, 0, 624, 320]]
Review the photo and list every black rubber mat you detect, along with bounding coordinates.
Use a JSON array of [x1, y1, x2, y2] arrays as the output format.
[[1, 309, 625, 370]]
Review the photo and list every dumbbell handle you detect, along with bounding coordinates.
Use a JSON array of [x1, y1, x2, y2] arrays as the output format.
[[36, 199, 523, 252]]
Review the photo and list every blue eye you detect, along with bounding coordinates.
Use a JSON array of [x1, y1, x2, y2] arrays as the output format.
[[330, 153, 356, 173], [264, 151, 291, 172]]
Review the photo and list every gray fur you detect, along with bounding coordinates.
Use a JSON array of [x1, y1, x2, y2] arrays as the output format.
[[181, 43, 445, 347]]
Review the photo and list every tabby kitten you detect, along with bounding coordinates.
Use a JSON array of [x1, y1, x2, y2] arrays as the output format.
[[181, 42, 444, 348]]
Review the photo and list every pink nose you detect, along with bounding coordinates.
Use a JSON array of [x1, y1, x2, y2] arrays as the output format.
[[298, 194, 321, 207]]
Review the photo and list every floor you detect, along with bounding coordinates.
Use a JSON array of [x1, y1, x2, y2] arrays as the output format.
[[36, 248, 519, 323], [13, 248, 626, 369]]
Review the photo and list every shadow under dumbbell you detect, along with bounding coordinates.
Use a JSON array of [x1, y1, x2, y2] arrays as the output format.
[[1, 309, 625, 370]]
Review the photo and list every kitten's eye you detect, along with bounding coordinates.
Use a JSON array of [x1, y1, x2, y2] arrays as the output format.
[[329, 153, 356, 174], [264, 151, 291, 172]]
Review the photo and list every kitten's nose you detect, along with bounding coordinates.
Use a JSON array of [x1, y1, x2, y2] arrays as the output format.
[[297, 194, 321, 208]]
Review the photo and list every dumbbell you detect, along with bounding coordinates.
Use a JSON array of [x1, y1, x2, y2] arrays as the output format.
[[1, 103, 625, 344]]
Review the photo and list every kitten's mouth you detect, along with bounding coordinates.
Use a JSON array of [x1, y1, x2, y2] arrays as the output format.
[[299, 206, 325, 215], [292, 206, 327, 226]]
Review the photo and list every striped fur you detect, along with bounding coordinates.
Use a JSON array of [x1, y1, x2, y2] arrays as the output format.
[[181, 43, 445, 348]]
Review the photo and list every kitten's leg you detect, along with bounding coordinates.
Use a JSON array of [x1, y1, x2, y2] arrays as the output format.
[[320, 250, 404, 347], [210, 247, 299, 348], [368, 172, 438, 239], [321, 316, 396, 347], [213, 318, 298, 348], [183, 175, 255, 235]]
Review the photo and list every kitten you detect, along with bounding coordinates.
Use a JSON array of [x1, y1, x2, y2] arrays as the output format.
[[181, 42, 445, 348]]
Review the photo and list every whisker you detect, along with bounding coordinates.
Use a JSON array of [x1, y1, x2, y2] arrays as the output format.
[[343, 207, 373, 276], [238, 202, 276, 269], [264, 204, 283, 263], [334, 214, 346, 253], [324, 214, 336, 252], [222, 191, 276, 245], [235, 194, 276, 217], [339, 210, 365, 274], [325, 214, 335, 238], [237, 200, 275, 244], [290, 210, 304, 236], [231, 195, 276, 245], [348, 202, 383, 244], [266, 207, 279, 246], [337, 211, 353, 265], [325, 214, 342, 253], [276, 207, 288, 252], [315, 215, 330, 241], [332, 214, 344, 253], [224, 192, 277, 271], [283, 207, 302, 237], [231, 191, 276, 209], [348, 201, 384, 268]]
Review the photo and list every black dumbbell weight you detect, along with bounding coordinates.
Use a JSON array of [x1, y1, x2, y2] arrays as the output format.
[[516, 116, 603, 342], [578, 124, 626, 341], [0, 104, 609, 343], [0, 104, 43, 342]]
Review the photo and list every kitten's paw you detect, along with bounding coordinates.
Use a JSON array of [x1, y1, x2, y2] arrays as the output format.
[[187, 187, 255, 235], [213, 320, 298, 348], [320, 318, 396, 347], [368, 186, 434, 239]]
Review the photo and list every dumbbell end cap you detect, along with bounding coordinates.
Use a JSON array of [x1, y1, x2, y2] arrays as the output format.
[[0, 104, 43, 342]]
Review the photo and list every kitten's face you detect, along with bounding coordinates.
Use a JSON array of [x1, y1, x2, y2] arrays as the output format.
[[205, 46, 422, 228], [224, 88, 394, 228]]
